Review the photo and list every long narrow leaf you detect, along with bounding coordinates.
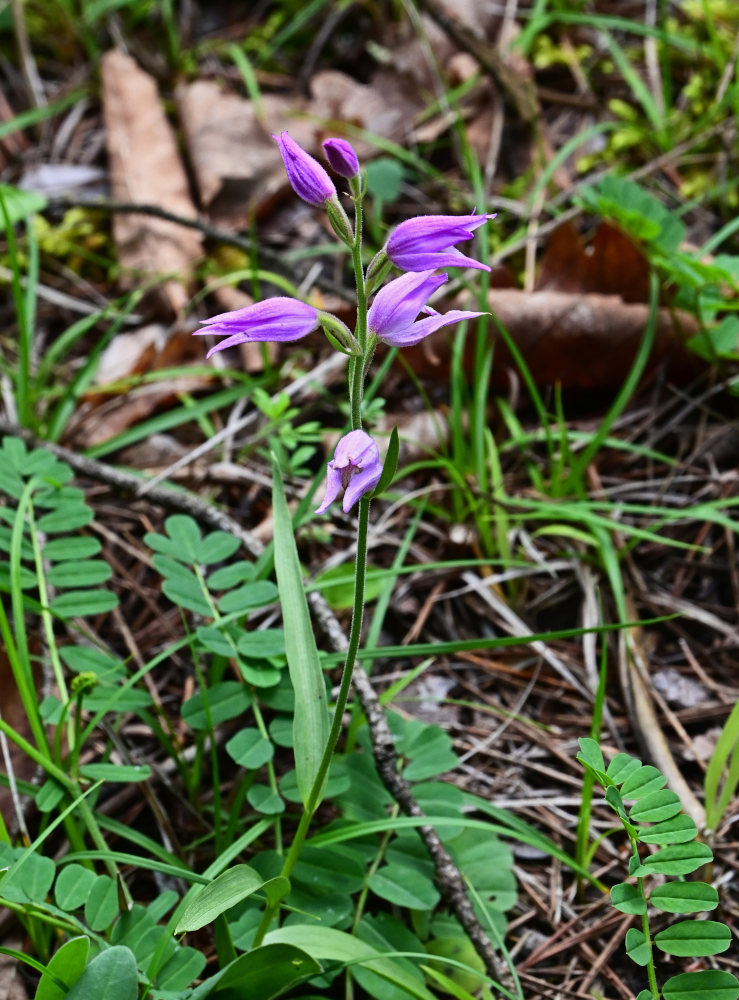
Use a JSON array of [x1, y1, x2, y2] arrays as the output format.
[[271, 456, 329, 808]]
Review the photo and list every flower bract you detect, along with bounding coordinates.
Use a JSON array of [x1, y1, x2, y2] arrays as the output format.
[[322, 138, 360, 179], [315, 430, 383, 514], [196, 297, 319, 358], [385, 212, 495, 271], [368, 270, 486, 347], [273, 131, 337, 207]]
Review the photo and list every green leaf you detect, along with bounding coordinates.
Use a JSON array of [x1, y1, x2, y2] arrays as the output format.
[[625, 927, 651, 966], [217, 580, 279, 613], [36, 779, 65, 813], [631, 842, 713, 877], [35, 935, 89, 1000], [610, 882, 646, 915], [655, 920, 731, 957], [0, 183, 46, 222], [46, 560, 113, 588], [0, 849, 55, 903], [265, 925, 436, 1000], [650, 882, 719, 914], [636, 992, 654, 1000], [271, 457, 329, 809], [576, 738, 607, 782], [399, 724, 458, 781], [237, 628, 286, 659], [226, 728, 274, 769], [207, 943, 321, 999], [365, 158, 405, 202], [50, 589, 119, 617], [293, 845, 366, 896], [181, 682, 251, 731], [84, 874, 119, 931], [619, 764, 667, 799], [196, 531, 241, 565], [163, 514, 202, 561], [80, 764, 151, 783], [59, 646, 125, 682], [369, 865, 440, 910], [175, 865, 266, 933], [424, 937, 485, 996], [208, 560, 256, 590], [36, 504, 93, 533], [157, 946, 207, 992], [629, 788, 683, 823], [54, 864, 97, 911], [662, 970, 739, 1000], [196, 624, 237, 657], [158, 561, 212, 616], [637, 813, 697, 844], [371, 426, 399, 498], [246, 784, 285, 815], [43, 536, 101, 560], [316, 562, 385, 610], [606, 752, 641, 785], [66, 945, 138, 1000]]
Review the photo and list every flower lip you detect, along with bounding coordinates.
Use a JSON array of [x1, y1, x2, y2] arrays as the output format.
[[368, 270, 447, 338], [367, 270, 486, 347], [273, 131, 337, 206], [385, 212, 496, 272], [315, 429, 383, 514], [196, 297, 319, 358], [322, 137, 360, 179]]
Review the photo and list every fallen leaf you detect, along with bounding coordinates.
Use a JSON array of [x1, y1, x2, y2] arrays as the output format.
[[101, 49, 202, 314], [177, 83, 312, 224], [309, 69, 425, 157], [401, 289, 699, 388], [68, 324, 210, 449], [537, 221, 651, 303]]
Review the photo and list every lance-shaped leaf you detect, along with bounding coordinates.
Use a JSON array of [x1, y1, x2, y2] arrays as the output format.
[[272, 456, 329, 807]]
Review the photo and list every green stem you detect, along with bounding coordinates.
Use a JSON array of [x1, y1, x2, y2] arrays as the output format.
[[349, 189, 367, 430], [630, 830, 660, 999]]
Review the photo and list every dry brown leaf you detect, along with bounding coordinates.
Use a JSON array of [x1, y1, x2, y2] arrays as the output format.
[[308, 69, 425, 158], [101, 49, 202, 314], [177, 83, 312, 224], [401, 288, 699, 388], [67, 325, 210, 448], [536, 222, 652, 303]]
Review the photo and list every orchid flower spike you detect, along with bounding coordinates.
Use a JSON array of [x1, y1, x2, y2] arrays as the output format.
[[322, 138, 360, 179], [385, 212, 496, 272], [368, 270, 487, 347], [195, 297, 319, 358], [315, 430, 383, 514], [273, 131, 337, 206]]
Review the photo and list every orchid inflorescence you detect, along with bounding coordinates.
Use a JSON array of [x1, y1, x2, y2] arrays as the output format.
[[196, 130, 494, 513]]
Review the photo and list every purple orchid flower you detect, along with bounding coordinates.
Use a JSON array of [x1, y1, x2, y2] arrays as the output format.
[[195, 297, 319, 358], [322, 138, 360, 179], [273, 131, 337, 206], [385, 212, 495, 272], [315, 430, 383, 514], [368, 270, 486, 347]]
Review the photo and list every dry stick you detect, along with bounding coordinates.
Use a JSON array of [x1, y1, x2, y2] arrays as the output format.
[[0, 421, 508, 984]]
